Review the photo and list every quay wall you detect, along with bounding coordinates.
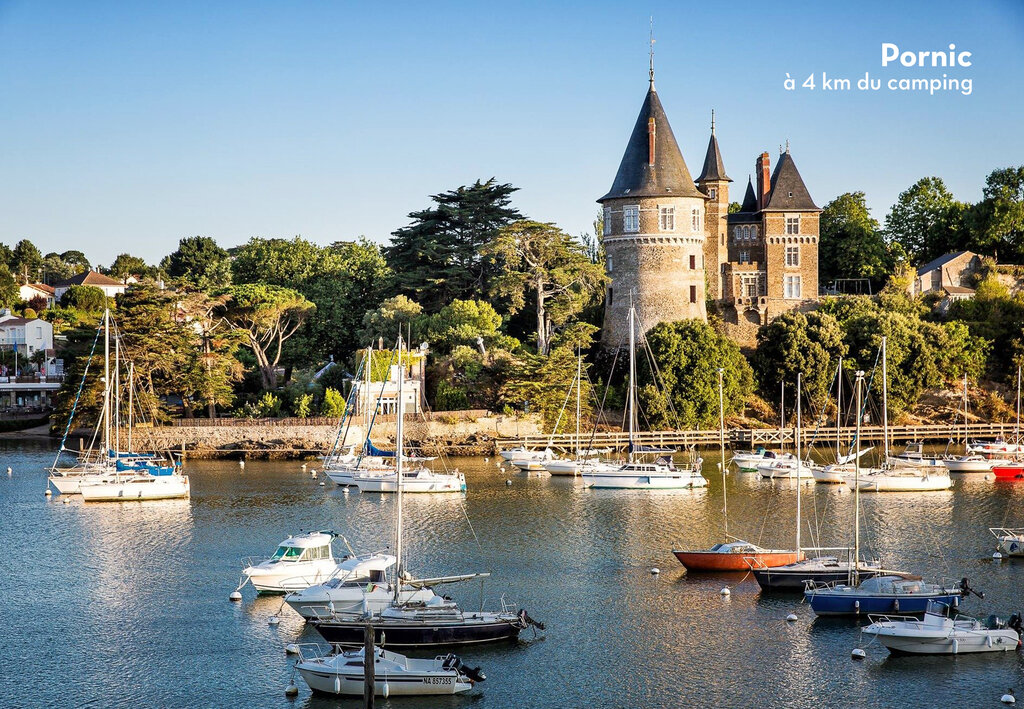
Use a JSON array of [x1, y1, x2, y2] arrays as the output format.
[[132, 414, 544, 459]]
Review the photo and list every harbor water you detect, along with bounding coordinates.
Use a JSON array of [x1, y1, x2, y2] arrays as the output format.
[[3, 441, 1024, 708]]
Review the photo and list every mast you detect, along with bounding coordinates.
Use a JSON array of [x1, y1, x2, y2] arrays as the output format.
[[128, 361, 134, 453], [963, 372, 968, 454], [1016, 365, 1021, 447], [393, 336, 405, 603], [114, 333, 121, 458], [779, 382, 785, 452], [853, 370, 864, 586], [836, 359, 843, 461], [718, 367, 727, 538], [102, 308, 110, 460], [576, 350, 582, 457], [796, 373, 802, 553], [881, 336, 890, 462], [627, 303, 636, 463]]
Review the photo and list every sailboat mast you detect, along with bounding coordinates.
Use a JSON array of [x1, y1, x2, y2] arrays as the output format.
[[718, 367, 727, 539], [1016, 365, 1021, 447], [853, 370, 864, 586], [393, 336, 405, 603], [796, 373, 802, 553], [128, 361, 134, 453], [576, 351, 582, 457], [779, 382, 785, 452], [628, 305, 636, 463], [963, 372, 968, 453], [837, 359, 843, 460], [103, 308, 110, 459], [114, 334, 121, 458], [881, 336, 890, 462]]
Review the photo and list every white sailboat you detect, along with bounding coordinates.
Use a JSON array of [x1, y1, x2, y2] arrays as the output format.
[[758, 382, 812, 479], [544, 352, 617, 476], [945, 374, 997, 473]]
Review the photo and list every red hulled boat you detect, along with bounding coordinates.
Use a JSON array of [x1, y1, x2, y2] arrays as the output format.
[[672, 541, 804, 572], [992, 462, 1024, 480]]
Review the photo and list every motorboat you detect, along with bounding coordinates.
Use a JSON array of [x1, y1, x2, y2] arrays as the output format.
[[354, 467, 466, 493], [968, 439, 1024, 458], [295, 644, 483, 696], [750, 555, 892, 592], [845, 467, 952, 492], [944, 455, 997, 473], [310, 598, 540, 647], [323, 452, 395, 487], [499, 447, 547, 464], [283, 553, 439, 618], [811, 462, 851, 484], [239, 532, 339, 594], [992, 461, 1024, 480], [990, 527, 1024, 557], [80, 472, 190, 502], [888, 441, 946, 469], [757, 453, 813, 479], [582, 457, 707, 490], [864, 602, 1022, 655], [804, 574, 967, 616], [731, 449, 775, 472], [672, 540, 802, 572], [509, 448, 555, 471]]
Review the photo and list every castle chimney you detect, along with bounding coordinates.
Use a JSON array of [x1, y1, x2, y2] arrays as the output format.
[[757, 152, 771, 210], [648, 117, 656, 167]]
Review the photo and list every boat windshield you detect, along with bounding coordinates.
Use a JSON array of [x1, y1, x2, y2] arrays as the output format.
[[271, 545, 305, 562]]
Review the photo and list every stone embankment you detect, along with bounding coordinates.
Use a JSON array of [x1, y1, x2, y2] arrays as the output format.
[[132, 413, 542, 459]]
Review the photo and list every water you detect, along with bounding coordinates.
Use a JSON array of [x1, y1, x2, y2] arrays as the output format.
[[3, 441, 1024, 708]]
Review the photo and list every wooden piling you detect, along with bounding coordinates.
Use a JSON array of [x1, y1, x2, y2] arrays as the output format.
[[363, 622, 375, 708]]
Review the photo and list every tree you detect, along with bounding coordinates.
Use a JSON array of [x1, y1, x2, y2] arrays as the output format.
[[885, 177, 967, 264], [819, 192, 890, 286], [637, 319, 754, 429], [220, 284, 315, 389], [60, 285, 107, 312], [358, 295, 425, 346], [106, 253, 150, 283], [752, 311, 847, 410], [60, 250, 91, 272], [165, 236, 232, 289], [231, 236, 329, 287], [727, 202, 742, 214], [0, 264, 18, 309], [385, 179, 522, 311], [321, 387, 346, 417], [0, 243, 12, 270], [10, 239, 44, 283], [485, 220, 606, 355], [424, 299, 503, 354], [967, 166, 1024, 261]]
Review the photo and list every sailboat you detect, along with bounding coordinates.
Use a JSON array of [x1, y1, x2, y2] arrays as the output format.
[[811, 359, 871, 484], [581, 304, 706, 490], [672, 368, 802, 572], [805, 370, 967, 615], [544, 352, 614, 476], [759, 380, 813, 479], [844, 337, 951, 492], [992, 367, 1024, 480], [945, 373, 998, 473], [310, 336, 542, 647]]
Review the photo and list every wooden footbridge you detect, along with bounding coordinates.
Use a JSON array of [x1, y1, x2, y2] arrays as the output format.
[[496, 422, 1021, 452]]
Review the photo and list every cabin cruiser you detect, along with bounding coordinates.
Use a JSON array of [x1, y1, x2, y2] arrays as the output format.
[[757, 453, 813, 479], [295, 644, 483, 696], [944, 454, 997, 473], [582, 456, 706, 490], [354, 467, 466, 493], [509, 448, 555, 471], [968, 438, 1024, 458], [731, 448, 774, 472], [864, 602, 1022, 655], [283, 553, 436, 618], [499, 447, 549, 463], [240, 532, 339, 594], [888, 441, 946, 468], [79, 470, 190, 501], [804, 574, 967, 616]]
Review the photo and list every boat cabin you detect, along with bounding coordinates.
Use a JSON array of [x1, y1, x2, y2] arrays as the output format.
[[324, 553, 398, 587], [708, 541, 761, 554], [269, 532, 335, 564]]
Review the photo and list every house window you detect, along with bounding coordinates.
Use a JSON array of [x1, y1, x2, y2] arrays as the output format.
[[691, 208, 702, 231], [607, 287, 613, 305], [733, 226, 741, 241], [751, 226, 758, 239], [708, 187, 717, 200], [689, 254, 697, 270], [742, 275, 759, 298], [659, 206, 675, 231], [623, 206, 639, 233], [786, 245, 800, 267], [786, 215, 801, 235], [603, 207, 611, 236], [739, 250, 750, 264], [689, 285, 697, 303], [606, 255, 613, 273], [785, 275, 802, 299]]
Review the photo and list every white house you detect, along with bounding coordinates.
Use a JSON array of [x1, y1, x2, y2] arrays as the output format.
[[0, 312, 54, 357], [18, 283, 56, 308], [53, 270, 128, 301]]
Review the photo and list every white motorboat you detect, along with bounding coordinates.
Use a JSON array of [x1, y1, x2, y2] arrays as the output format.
[[731, 449, 774, 472], [845, 467, 952, 492], [545, 457, 620, 476], [295, 644, 482, 696], [80, 472, 190, 501], [968, 439, 1024, 458], [509, 448, 554, 471], [945, 455, 997, 473], [240, 532, 339, 594], [354, 467, 466, 493], [582, 457, 707, 489], [758, 454, 813, 479], [284, 553, 439, 618], [888, 442, 946, 469], [990, 527, 1024, 557], [811, 463, 851, 484], [499, 447, 547, 463], [864, 603, 1022, 655]]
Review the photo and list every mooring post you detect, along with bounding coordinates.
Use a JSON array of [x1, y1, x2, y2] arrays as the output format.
[[363, 622, 375, 708]]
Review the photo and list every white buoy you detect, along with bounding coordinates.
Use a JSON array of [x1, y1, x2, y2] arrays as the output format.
[[650, 567, 660, 575], [786, 613, 798, 622], [301, 463, 307, 470], [44, 488, 52, 497], [342, 487, 350, 495], [720, 587, 730, 597], [6, 466, 11, 475], [285, 643, 300, 655], [311, 469, 317, 474], [484, 458, 489, 463], [851, 648, 866, 659], [505, 479, 512, 486], [285, 681, 298, 697], [62, 497, 70, 505], [1001, 690, 1015, 705], [229, 590, 242, 602], [268, 615, 280, 626], [239, 460, 245, 468], [994, 551, 1004, 560], [319, 482, 325, 486], [310, 471, 317, 478]]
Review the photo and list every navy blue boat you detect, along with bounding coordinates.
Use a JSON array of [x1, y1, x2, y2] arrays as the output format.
[[804, 575, 968, 616]]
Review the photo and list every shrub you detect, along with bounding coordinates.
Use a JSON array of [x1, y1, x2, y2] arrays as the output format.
[[292, 392, 313, 418], [321, 387, 346, 417]]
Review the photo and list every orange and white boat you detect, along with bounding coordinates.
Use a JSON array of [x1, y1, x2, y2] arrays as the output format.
[[672, 542, 803, 572]]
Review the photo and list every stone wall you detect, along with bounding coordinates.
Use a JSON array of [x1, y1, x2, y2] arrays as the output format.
[[133, 414, 543, 459]]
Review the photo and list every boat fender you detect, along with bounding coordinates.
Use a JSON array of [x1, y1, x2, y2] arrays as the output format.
[[1002, 690, 1015, 705], [953, 596, 959, 608], [382, 682, 390, 698], [952, 638, 958, 654], [893, 599, 899, 612], [333, 676, 341, 694], [720, 587, 731, 597], [851, 648, 866, 659], [855, 600, 860, 613]]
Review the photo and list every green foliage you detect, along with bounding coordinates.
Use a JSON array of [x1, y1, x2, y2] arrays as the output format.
[[967, 166, 1024, 261], [819, 192, 891, 285], [435, 379, 470, 411], [255, 392, 281, 417], [106, 253, 150, 282], [424, 299, 503, 353], [0, 263, 17, 308], [484, 220, 606, 354], [42, 252, 78, 282], [752, 311, 847, 409], [321, 387, 347, 417], [385, 179, 522, 312], [500, 344, 596, 430], [60, 285, 107, 312], [11, 239, 44, 281], [22, 307, 37, 319], [727, 202, 742, 214], [359, 295, 425, 345], [292, 392, 314, 418], [885, 177, 968, 264], [637, 320, 754, 429], [164, 236, 232, 289]]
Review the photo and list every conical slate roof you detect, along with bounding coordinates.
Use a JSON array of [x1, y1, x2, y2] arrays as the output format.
[[696, 131, 730, 183], [764, 151, 819, 211], [739, 176, 758, 212], [599, 87, 705, 202]]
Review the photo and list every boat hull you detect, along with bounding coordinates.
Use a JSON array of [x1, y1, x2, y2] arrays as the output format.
[[298, 666, 471, 696], [872, 630, 1019, 655], [945, 458, 996, 473], [80, 476, 190, 502], [244, 561, 339, 594], [673, 550, 802, 572], [583, 473, 706, 489], [311, 617, 523, 647], [285, 586, 434, 619], [805, 591, 961, 616], [992, 464, 1024, 480], [846, 473, 952, 492], [542, 460, 580, 475], [752, 564, 885, 592]]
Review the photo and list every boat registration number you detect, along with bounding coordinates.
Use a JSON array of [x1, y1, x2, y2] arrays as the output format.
[[424, 676, 453, 685]]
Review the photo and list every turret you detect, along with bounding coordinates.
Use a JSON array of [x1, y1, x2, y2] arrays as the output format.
[[696, 111, 731, 300]]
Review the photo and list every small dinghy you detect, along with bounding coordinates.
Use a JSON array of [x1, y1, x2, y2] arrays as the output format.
[[864, 602, 1022, 655], [295, 644, 483, 696]]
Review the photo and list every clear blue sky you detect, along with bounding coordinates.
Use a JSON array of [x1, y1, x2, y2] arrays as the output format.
[[1, 0, 1022, 267]]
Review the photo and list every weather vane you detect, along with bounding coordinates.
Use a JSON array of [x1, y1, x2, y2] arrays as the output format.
[[649, 17, 655, 87]]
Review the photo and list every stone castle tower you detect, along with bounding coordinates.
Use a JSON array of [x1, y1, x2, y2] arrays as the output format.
[[598, 76, 708, 346], [696, 113, 731, 300]]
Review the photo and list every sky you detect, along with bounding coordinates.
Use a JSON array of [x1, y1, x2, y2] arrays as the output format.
[[1, 0, 1023, 267]]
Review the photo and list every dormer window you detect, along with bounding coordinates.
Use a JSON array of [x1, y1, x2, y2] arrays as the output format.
[[623, 206, 640, 233], [659, 206, 675, 231]]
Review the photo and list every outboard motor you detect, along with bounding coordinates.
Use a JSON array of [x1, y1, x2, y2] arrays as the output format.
[[1009, 613, 1023, 647], [518, 609, 546, 631], [960, 577, 985, 599], [464, 665, 486, 682]]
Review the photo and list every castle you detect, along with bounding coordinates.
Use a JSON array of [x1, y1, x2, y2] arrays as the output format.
[[599, 74, 820, 345]]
